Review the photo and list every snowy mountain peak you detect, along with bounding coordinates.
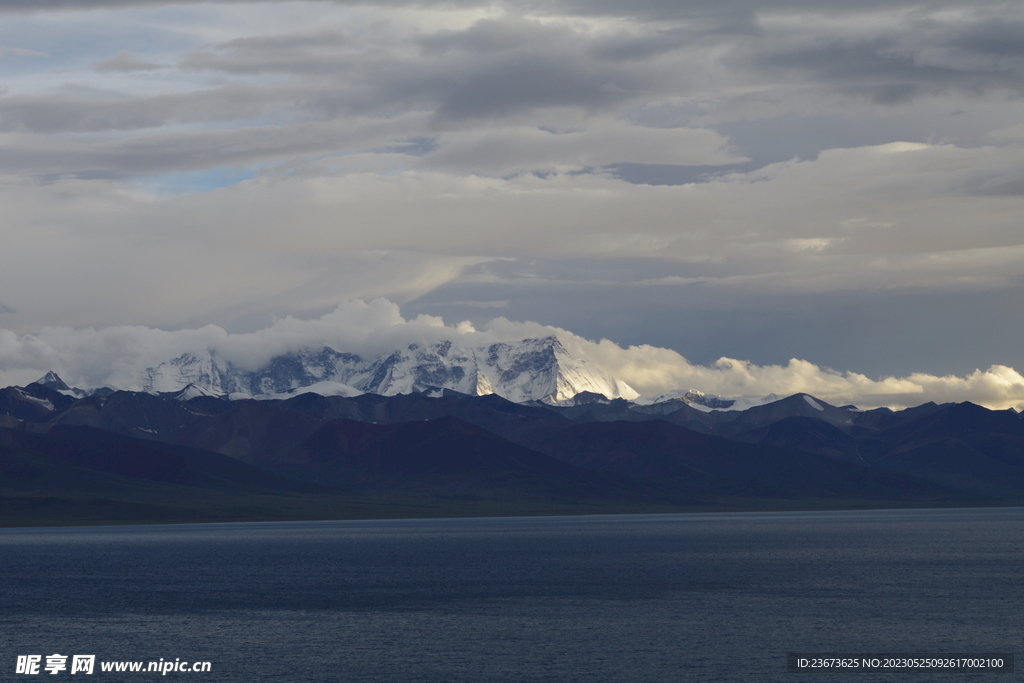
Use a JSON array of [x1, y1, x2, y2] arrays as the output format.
[[132, 336, 638, 404], [637, 388, 784, 412], [638, 388, 737, 410], [34, 371, 71, 391]]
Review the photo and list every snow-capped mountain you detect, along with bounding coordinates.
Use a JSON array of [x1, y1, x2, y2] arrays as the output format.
[[35, 370, 89, 398], [635, 388, 781, 413], [138, 336, 639, 403]]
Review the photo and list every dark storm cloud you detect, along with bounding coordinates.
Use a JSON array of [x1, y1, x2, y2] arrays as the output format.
[[433, 55, 638, 119], [4, 5, 1021, 186], [587, 28, 694, 62], [182, 21, 648, 122], [745, 37, 1024, 102], [159, 6, 1024, 132], [951, 18, 1024, 56], [11, 3, 1024, 142]]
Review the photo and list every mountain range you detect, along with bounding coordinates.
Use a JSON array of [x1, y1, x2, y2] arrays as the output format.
[[3, 356, 1024, 525], [119, 336, 639, 404]]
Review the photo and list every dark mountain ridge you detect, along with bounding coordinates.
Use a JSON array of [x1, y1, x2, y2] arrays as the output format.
[[2, 378, 1023, 525]]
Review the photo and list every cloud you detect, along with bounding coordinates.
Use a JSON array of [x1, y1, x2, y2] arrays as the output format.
[[177, 17, 653, 124], [0, 46, 50, 57], [0, 85, 284, 134], [2, 0, 1024, 390], [6, 6, 1024, 164], [0, 117, 426, 174], [93, 51, 164, 72], [2, 139, 1024, 337], [416, 120, 745, 175], [0, 116, 740, 177], [1, 299, 1022, 410], [0, 0, 993, 17], [578, 339, 1024, 410]]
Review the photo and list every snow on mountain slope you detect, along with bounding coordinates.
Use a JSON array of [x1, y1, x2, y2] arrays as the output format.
[[478, 337, 637, 403], [635, 389, 781, 412], [33, 371, 88, 398], [14, 388, 55, 412], [803, 395, 825, 411], [134, 336, 638, 403], [170, 383, 226, 401], [143, 352, 232, 394], [259, 381, 365, 400]]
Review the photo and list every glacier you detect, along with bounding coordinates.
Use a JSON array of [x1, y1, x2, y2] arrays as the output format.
[[136, 336, 639, 404]]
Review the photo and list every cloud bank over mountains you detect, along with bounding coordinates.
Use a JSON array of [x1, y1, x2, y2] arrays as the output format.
[[2, 0, 1024, 383], [1, 300, 1021, 411]]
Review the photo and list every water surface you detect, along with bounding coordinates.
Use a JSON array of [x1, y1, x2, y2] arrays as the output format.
[[2, 508, 1021, 682]]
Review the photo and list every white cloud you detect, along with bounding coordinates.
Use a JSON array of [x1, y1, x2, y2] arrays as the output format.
[[2, 299, 1023, 410], [579, 340, 1024, 411]]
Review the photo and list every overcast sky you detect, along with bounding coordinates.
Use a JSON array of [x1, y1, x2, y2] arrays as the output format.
[[2, 0, 1024, 407]]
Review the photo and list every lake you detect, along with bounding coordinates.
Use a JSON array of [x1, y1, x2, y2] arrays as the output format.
[[2, 507, 1021, 682]]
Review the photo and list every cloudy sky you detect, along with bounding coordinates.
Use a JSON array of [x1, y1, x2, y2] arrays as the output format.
[[2, 0, 1024, 407]]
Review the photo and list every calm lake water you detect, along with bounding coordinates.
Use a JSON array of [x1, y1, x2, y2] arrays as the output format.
[[2, 508, 1022, 682]]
